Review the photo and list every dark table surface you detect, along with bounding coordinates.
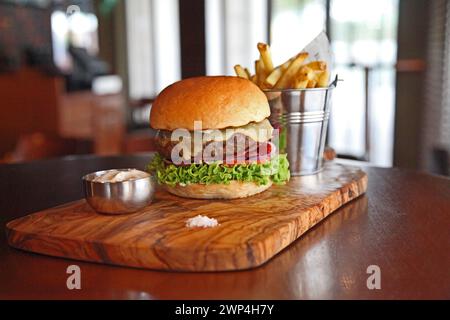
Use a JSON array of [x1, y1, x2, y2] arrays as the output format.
[[0, 154, 449, 300]]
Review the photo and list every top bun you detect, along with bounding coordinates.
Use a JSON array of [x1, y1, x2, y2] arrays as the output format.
[[150, 76, 270, 130]]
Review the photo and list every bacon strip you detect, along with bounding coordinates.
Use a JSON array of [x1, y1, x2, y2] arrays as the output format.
[[156, 134, 276, 165]]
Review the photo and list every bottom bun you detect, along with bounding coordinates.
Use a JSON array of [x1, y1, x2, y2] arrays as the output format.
[[165, 180, 273, 199]]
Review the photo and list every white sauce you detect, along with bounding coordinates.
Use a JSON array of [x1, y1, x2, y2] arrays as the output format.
[[92, 169, 150, 183]]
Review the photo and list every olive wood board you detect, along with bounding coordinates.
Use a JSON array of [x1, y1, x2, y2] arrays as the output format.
[[6, 163, 367, 272]]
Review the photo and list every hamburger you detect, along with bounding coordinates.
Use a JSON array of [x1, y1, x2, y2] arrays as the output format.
[[147, 76, 290, 199]]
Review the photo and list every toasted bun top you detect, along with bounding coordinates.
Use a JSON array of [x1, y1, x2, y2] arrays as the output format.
[[150, 76, 270, 130]]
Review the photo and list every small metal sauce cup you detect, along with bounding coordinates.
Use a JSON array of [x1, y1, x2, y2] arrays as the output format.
[[82, 169, 155, 215]]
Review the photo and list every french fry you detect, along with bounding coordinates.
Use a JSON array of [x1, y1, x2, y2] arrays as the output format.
[[305, 61, 327, 71], [280, 58, 293, 71], [244, 68, 251, 79], [259, 55, 268, 75], [293, 79, 308, 89], [317, 70, 330, 87], [307, 80, 317, 88], [257, 43, 274, 73], [264, 67, 284, 87], [274, 52, 309, 89], [297, 66, 316, 82], [234, 42, 329, 90], [264, 58, 294, 87], [255, 59, 267, 86], [234, 65, 249, 79], [254, 60, 260, 84]]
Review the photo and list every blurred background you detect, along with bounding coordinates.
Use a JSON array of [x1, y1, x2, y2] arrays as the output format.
[[0, 0, 448, 176]]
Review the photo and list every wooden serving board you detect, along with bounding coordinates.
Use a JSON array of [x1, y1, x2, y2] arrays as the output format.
[[6, 163, 367, 272]]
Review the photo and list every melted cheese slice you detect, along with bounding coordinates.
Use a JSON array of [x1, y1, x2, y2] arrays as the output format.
[[202, 119, 274, 143]]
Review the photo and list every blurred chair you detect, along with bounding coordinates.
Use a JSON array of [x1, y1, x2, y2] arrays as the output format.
[[123, 130, 158, 154], [431, 148, 449, 176], [123, 98, 159, 154]]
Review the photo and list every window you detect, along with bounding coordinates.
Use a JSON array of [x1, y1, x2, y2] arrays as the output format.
[[206, 0, 268, 76], [126, 0, 181, 99], [329, 0, 398, 166], [271, 0, 326, 63], [271, 0, 399, 166]]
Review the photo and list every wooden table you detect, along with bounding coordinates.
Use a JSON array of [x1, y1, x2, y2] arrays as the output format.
[[0, 154, 449, 299]]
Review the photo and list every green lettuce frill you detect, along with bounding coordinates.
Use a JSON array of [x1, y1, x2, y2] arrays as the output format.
[[146, 153, 290, 187]]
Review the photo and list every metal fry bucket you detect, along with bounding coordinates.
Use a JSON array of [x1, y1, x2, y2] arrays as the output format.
[[265, 79, 337, 176]]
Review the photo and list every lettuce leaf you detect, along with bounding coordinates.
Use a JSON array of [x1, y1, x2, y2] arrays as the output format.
[[147, 153, 290, 187]]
